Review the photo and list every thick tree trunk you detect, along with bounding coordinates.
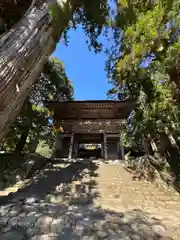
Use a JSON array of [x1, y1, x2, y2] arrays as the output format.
[[0, 5, 54, 140], [30, 136, 39, 153], [14, 124, 31, 154], [14, 97, 33, 154], [0, 0, 72, 141]]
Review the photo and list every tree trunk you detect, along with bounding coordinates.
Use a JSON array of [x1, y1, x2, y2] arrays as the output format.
[[142, 135, 150, 155], [30, 136, 39, 153], [169, 69, 180, 93], [164, 127, 179, 150], [14, 124, 31, 154], [147, 134, 158, 153], [155, 134, 164, 155], [0, 0, 72, 141]]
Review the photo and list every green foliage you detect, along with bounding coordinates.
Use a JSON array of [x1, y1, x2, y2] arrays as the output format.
[[106, 0, 180, 151], [36, 141, 53, 158], [48, 0, 110, 52]]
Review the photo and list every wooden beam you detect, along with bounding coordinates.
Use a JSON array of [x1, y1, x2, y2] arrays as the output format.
[[59, 133, 72, 137]]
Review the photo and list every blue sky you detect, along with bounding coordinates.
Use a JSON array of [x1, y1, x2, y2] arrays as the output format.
[[53, 27, 113, 100]]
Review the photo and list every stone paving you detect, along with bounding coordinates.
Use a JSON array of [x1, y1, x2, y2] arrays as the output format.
[[0, 160, 180, 239]]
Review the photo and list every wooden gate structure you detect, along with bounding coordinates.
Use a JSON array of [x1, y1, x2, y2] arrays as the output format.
[[45, 100, 133, 160]]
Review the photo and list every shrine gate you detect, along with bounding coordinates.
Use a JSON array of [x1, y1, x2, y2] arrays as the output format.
[[45, 100, 133, 160]]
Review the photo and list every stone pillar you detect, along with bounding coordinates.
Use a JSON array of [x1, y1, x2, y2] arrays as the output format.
[[103, 132, 107, 160], [119, 133, 125, 160], [68, 133, 74, 159]]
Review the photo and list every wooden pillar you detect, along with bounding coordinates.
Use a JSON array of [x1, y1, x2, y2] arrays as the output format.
[[101, 141, 104, 159], [117, 140, 120, 159], [53, 133, 62, 158], [68, 133, 74, 159], [74, 139, 79, 159], [119, 133, 125, 160], [103, 132, 107, 160]]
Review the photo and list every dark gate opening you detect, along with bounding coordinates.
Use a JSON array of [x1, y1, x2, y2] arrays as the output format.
[[78, 144, 102, 159]]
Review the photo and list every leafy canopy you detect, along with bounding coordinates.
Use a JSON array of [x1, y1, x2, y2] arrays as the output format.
[[106, 0, 180, 150]]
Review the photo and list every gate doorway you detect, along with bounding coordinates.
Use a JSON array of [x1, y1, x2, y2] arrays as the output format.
[[78, 143, 102, 159]]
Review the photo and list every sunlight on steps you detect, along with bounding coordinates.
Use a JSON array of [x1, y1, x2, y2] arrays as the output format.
[[0, 179, 32, 196]]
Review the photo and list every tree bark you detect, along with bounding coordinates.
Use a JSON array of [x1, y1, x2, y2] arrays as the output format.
[[164, 127, 179, 150], [159, 128, 180, 156], [0, 0, 72, 141], [147, 134, 158, 153], [14, 123, 31, 154], [30, 136, 39, 153], [142, 135, 150, 155]]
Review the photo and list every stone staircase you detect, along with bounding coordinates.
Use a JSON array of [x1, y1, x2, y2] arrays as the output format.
[[0, 160, 180, 239], [94, 163, 180, 239]]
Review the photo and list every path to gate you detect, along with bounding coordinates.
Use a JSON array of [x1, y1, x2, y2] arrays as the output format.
[[0, 160, 180, 239]]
